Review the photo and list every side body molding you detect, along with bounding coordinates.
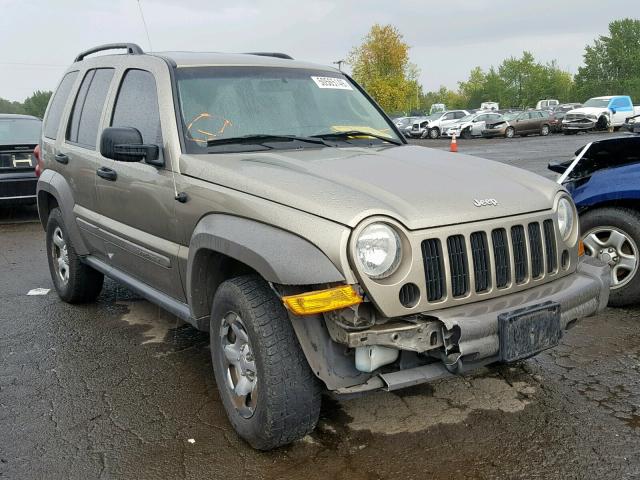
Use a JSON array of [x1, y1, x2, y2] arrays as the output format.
[[36, 169, 90, 255], [187, 214, 345, 319]]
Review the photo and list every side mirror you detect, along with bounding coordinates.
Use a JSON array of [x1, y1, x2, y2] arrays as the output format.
[[610, 107, 617, 114], [100, 127, 163, 167], [548, 160, 571, 174]]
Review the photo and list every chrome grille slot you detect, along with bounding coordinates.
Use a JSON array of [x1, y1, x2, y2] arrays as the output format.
[[470, 231, 490, 292], [511, 226, 528, 283], [491, 228, 510, 288], [528, 222, 544, 278], [421, 239, 445, 301], [543, 219, 558, 273], [447, 235, 469, 297]]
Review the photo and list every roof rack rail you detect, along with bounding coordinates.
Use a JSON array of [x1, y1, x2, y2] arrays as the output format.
[[74, 43, 144, 62], [244, 52, 294, 60]]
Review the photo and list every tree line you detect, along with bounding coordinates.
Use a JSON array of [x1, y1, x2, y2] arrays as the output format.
[[349, 18, 640, 115], [0, 90, 52, 119]]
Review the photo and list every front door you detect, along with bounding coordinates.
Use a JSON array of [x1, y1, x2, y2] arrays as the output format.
[[94, 68, 185, 301]]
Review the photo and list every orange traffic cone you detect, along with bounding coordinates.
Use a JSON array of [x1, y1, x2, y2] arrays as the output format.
[[450, 134, 458, 153]]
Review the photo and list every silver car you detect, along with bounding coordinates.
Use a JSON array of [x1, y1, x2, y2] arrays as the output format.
[[37, 43, 609, 450]]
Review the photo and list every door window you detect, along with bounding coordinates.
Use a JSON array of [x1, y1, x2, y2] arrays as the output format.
[[43, 71, 78, 140], [66, 68, 114, 148], [111, 69, 162, 145]]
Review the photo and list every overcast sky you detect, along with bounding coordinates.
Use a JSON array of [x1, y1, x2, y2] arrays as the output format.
[[0, 0, 638, 101]]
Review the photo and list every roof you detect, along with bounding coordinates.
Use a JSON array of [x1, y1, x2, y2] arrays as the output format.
[[592, 95, 627, 100], [154, 51, 337, 72], [0, 114, 41, 121]]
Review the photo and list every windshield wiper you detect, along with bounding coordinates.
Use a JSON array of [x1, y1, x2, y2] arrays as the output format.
[[206, 134, 333, 148], [311, 130, 403, 146]]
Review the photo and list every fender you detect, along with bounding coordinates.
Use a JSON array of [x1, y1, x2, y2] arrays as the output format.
[[187, 214, 345, 319], [36, 169, 90, 256]]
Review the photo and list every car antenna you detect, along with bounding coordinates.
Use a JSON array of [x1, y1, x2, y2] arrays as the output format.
[[136, 0, 153, 52]]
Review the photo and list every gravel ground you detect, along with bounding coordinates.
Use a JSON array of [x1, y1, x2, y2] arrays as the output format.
[[1, 131, 639, 480]]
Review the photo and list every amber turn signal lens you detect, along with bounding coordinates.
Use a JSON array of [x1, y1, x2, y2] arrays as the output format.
[[282, 285, 363, 316], [578, 240, 585, 257]]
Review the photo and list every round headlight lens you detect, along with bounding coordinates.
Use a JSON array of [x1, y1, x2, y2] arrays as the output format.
[[557, 197, 575, 241], [356, 223, 402, 279]]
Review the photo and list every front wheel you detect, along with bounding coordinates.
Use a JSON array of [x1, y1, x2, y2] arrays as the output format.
[[540, 124, 550, 136], [581, 208, 640, 307], [461, 128, 472, 140], [428, 127, 440, 139], [505, 127, 515, 138], [210, 274, 322, 450]]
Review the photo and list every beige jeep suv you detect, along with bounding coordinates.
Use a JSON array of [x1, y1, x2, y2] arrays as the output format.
[[37, 43, 610, 450]]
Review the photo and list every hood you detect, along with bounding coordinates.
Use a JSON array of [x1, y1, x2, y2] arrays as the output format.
[[566, 107, 610, 117], [180, 145, 561, 230]]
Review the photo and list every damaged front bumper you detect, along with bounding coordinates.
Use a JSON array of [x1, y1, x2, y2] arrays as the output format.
[[562, 119, 597, 131], [331, 257, 610, 394]]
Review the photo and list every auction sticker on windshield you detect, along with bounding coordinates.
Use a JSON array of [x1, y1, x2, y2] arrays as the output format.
[[311, 76, 353, 90]]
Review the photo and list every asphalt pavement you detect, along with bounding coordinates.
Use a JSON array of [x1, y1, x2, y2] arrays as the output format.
[[1, 131, 639, 480]]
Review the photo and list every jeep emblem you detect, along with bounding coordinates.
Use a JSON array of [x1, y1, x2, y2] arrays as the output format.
[[473, 198, 499, 207]]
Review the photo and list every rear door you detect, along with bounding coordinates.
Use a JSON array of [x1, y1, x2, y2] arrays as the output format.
[[94, 67, 185, 301], [54, 68, 115, 258]]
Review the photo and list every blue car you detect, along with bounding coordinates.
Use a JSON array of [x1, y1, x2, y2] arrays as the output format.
[[549, 135, 640, 306]]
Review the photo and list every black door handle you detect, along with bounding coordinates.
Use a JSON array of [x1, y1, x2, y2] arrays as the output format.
[[54, 153, 69, 164], [96, 166, 117, 181]]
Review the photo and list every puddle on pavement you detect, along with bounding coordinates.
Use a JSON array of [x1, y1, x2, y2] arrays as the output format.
[[333, 372, 536, 434], [117, 300, 208, 350]]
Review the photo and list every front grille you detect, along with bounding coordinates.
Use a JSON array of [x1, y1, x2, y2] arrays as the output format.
[[421, 218, 559, 303], [470, 232, 490, 292], [447, 235, 469, 297], [492, 228, 510, 288], [528, 222, 544, 278], [511, 226, 528, 283], [421, 239, 445, 301], [543, 220, 558, 273]]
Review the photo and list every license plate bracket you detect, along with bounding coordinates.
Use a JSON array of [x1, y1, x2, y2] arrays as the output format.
[[499, 301, 561, 363]]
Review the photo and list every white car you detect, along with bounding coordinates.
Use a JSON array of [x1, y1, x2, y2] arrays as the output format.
[[536, 99, 559, 110], [409, 110, 469, 139], [444, 112, 504, 139], [562, 96, 640, 134]]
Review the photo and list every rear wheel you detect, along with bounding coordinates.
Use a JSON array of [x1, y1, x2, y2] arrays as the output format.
[[209, 274, 322, 450], [505, 127, 515, 138], [580, 208, 640, 307], [46, 207, 104, 303]]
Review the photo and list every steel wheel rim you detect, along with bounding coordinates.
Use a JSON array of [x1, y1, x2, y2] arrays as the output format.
[[52, 226, 69, 284], [429, 128, 438, 139], [583, 226, 639, 289], [219, 311, 257, 418]]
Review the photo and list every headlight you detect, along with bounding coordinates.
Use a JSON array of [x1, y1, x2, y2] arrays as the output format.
[[557, 197, 576, 241], [356, 223, 402, 279]]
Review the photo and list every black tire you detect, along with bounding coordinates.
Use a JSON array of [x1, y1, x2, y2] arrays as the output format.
[[209, 274, 322, 450], [596, 116, 608, 130], [505, 127, 515, 138], [46, 207, 104, 303], [428, 127, 440, 139], [580, 207, 640, 307], [461, 128, 472, 140]]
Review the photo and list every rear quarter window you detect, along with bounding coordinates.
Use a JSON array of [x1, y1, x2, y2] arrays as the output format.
[[66, 68, 114, 148], [43, 71, 78, 140]]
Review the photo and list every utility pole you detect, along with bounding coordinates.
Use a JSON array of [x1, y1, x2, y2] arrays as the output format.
[[333, 60, 346, 72]]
